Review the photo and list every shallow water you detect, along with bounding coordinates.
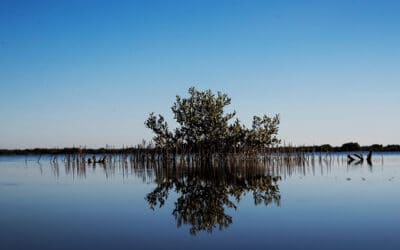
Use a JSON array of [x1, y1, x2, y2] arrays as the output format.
[[0, 153, 399, 250]]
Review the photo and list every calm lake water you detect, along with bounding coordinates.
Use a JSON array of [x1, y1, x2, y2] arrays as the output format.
[[0, 153, 399, 250]]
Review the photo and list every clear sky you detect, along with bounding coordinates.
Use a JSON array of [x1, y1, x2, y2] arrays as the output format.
[[1, 0, 399, 148]]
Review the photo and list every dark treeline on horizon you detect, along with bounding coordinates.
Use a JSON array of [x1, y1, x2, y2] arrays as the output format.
[[0, 143, 399, 156], [295, 142, 400, 153], [1, 89, 399, 156]]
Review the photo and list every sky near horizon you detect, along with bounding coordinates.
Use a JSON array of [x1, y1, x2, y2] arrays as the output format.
[[0, 0, 399, 148]]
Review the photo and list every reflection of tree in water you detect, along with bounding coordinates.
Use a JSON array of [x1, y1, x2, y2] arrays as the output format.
[[146, 163, 281, 235]]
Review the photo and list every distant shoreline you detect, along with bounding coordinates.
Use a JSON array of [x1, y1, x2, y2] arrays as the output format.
[[0, 143, 399, 155]]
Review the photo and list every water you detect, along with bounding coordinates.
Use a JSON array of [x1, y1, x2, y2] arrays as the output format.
[[0, 154, 399, 250]]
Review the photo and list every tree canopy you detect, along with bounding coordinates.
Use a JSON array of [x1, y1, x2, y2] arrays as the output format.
[[145, 87, 280, 152]]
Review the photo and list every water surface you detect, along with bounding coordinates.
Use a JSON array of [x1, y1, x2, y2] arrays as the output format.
[[0, 154, 399, 250]]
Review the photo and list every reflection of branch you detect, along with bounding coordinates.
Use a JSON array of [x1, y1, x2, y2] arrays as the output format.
[[147, 178, 176, 209], [146, 166, 281, 235], [174, 181, 235, 234], [347, 152, 374, 167], [367, 151, 372, 166]]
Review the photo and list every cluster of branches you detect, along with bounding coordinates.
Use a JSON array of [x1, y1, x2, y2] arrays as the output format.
[[145, 87, 280, 153]]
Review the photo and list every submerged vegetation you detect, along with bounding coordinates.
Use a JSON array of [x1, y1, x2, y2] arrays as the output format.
[[42, 151, 377, 235], [44, 151, 342, 235]]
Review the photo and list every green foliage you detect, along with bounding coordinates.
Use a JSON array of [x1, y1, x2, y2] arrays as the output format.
[[247, 114, 281, 149], [171, 87, 236, 149], [144, 113, 174, 148], [145, 87, 281, 152]]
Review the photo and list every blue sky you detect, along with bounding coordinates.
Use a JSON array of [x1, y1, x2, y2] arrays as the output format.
[[0, 0, 399, 148]]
